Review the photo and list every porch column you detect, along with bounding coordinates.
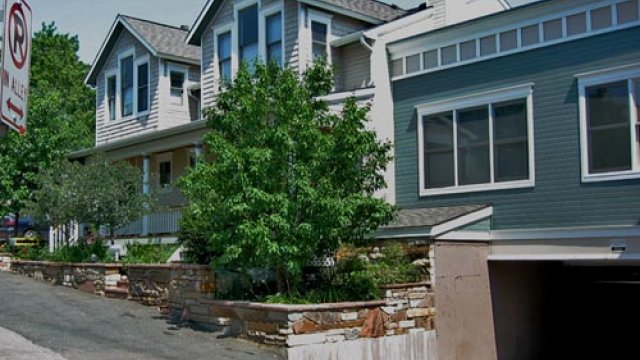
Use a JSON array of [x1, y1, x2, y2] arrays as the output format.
[[142, 154, 151, 236]]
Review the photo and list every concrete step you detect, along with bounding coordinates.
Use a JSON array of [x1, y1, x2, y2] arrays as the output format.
[[104, 287, 128, 299]]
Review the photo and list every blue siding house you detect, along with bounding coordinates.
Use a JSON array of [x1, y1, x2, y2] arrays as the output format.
[[386, 0, 640, 359]]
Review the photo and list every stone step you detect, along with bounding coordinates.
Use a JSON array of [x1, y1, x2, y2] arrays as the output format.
[[116, 280, 129, 290], [105, 287, 128, 299]]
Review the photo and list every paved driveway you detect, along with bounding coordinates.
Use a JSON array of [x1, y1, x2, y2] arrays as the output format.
[[0, 271, 283, 360]]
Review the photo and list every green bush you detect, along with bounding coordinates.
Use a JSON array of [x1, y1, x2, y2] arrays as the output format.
[[124, 243, 179, 264], [13, 239, 110, 263]]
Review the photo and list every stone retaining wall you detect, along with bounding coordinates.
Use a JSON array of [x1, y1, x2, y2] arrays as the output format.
[[0, 253, 11, 271], [11, 260, 122, 296], [173, 281, 435, 349], [127, 264, 214, 310]]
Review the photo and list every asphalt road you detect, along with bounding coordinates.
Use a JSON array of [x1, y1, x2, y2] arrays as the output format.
[[0, 271, 283, 360]]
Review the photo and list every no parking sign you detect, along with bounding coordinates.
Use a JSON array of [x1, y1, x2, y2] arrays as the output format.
[[0, 0, 32, 135]]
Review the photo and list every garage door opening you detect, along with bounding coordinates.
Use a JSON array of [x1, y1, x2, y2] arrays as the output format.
[[490, 261, 640, 360]]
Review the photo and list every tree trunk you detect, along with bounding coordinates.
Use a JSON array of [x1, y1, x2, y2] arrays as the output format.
[[276, 266, 288, 295]]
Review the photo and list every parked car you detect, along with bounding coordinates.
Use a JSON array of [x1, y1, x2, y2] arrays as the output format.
[[0, 214, 44, 240]]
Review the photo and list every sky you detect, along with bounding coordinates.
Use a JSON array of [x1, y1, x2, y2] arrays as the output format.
[[28, 0, 424, 64]]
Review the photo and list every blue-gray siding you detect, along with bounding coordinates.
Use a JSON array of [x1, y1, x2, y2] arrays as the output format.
[[393, 27, 640, 230]]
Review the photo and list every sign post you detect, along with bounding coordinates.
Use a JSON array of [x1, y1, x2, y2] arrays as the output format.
[[0, 0, 31, 135]]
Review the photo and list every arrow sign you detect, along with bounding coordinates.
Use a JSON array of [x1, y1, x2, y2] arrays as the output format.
[[7, 98, 23, 118], [0, 0, 32, 135]]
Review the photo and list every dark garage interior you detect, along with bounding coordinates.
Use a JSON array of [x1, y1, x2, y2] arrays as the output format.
[[490, 261, 640, 360]]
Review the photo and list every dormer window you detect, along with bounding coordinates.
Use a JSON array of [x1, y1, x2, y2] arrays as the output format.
[[120, 55, 134, 117], [109, 49, 149, 121], [106, 73, 116, 121], [137, 62, 149, 113], [239, 4, 259, 68], [170, 69, 186, 106]]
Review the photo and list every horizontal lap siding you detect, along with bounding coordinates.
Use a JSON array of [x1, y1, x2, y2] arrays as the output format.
[[96, 31, 160, 145], [284, 0, 299, 71], [201, 0, 234, 109], [335, 42, 370, 91], [393, 27, 640, 230]]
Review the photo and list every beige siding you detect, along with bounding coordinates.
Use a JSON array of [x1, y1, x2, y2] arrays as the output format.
[[334, 42, 371, 92], [96, 30, 160, 145], [158, 61, 201, 129], [331, 12, 368, 37]]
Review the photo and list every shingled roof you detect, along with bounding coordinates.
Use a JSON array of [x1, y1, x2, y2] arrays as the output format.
[[86, 15, 201, 86], [187, 0, 407, 45], [317, 0, 407, 22]]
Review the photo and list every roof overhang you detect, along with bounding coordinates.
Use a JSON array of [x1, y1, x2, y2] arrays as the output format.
[[376, 205, 493, 240], [298, 0, 384, 25], [86, 15, 198, 86], [70, 120, 208, 161], [186, 0, 221, 45]]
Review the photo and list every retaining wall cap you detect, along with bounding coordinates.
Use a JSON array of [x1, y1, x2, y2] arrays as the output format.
[[12, 260, 123, 268], [379, 281, 431, 290], [126, 263, 211, 270], [210, 300, 387, 313]]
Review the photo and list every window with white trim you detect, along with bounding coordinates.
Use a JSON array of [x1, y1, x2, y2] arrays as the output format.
[[136, 60, 149, 113], [109, 50, 148, 121], [120, 55, 134, 117], [417, 85, 534, 196], [106, 72, 116, 121], [170, 69, 186, 106], [309, 11, 331, 63], [579, 65, 640, 182], [217, 31, 232, 81], [266, 11, 283, 67], [239, 3, 259, 69]]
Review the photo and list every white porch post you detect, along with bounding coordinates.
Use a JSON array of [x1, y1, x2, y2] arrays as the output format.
[[142, 154, 151, 236]]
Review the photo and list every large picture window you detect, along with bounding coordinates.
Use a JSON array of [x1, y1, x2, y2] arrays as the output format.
[[417, 85, 534, 196], [579, 65, 640, 182]]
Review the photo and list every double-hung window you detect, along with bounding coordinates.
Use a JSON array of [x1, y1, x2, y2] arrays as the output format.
[[136, 61, 149, 113], [110, 50, 148, 121], [170, 69, 186, 106], [217, 31, 232, 81], [417, 85, 534, 196], [579, 65, 640, 182], [120, 55, 134, 117], [106, 73, 116, 121], [309, 11, 331, 63], [238, 4, 259, 69], [265, 11, 283, 67]]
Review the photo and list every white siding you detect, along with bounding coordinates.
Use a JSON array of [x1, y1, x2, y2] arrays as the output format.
[[96, 30, 160, 145]]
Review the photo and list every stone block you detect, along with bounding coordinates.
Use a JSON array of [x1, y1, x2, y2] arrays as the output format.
[[407, 308, 431, 318], [340, 312, 358, 322], [247, 321, 280, 334], [399, 320, 415, 329], [408, 292, 427, 300], [287, 333, 326, 347]]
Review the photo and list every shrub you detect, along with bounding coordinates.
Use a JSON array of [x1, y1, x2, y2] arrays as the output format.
[[124, 243, 179, 264]]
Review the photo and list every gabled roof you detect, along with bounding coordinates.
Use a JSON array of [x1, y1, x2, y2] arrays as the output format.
[[187, 0, 407, 45], [86, 15, 201, 86]]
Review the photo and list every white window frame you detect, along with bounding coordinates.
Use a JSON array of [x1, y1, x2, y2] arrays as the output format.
[[234, 0, 260, 74], [156, 152, 174, 190], [117, 48, 136, 120], [416, 84, 536, 197], [134, 55, 150, 117], [104, 69, 117, 122], [308, 9, 333, 65], [577, 63, 640, 183], [259, 1, 285, 68], [213, 22, 233, 87], [168, 64, 188, 108]]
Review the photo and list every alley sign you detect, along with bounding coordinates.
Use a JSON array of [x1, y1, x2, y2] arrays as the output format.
[[0, 0, 32, 134]]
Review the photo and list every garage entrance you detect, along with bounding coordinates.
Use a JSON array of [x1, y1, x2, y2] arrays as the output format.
[[489, 261, 640, 360]]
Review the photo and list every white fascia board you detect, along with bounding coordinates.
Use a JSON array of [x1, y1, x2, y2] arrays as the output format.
[[186, 0, 217, 45], [85, 16, 159, 86], [430, 206, 493, 238], [298, 0, 383, 25]]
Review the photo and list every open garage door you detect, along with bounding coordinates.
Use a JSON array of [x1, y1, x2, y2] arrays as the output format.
[[490, 261, 640, 360]]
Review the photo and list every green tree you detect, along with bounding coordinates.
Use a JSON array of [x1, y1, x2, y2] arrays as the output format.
[[0, 23, 95, 234], [31, 155, 155, 241], [179, 61, 395, 295]]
